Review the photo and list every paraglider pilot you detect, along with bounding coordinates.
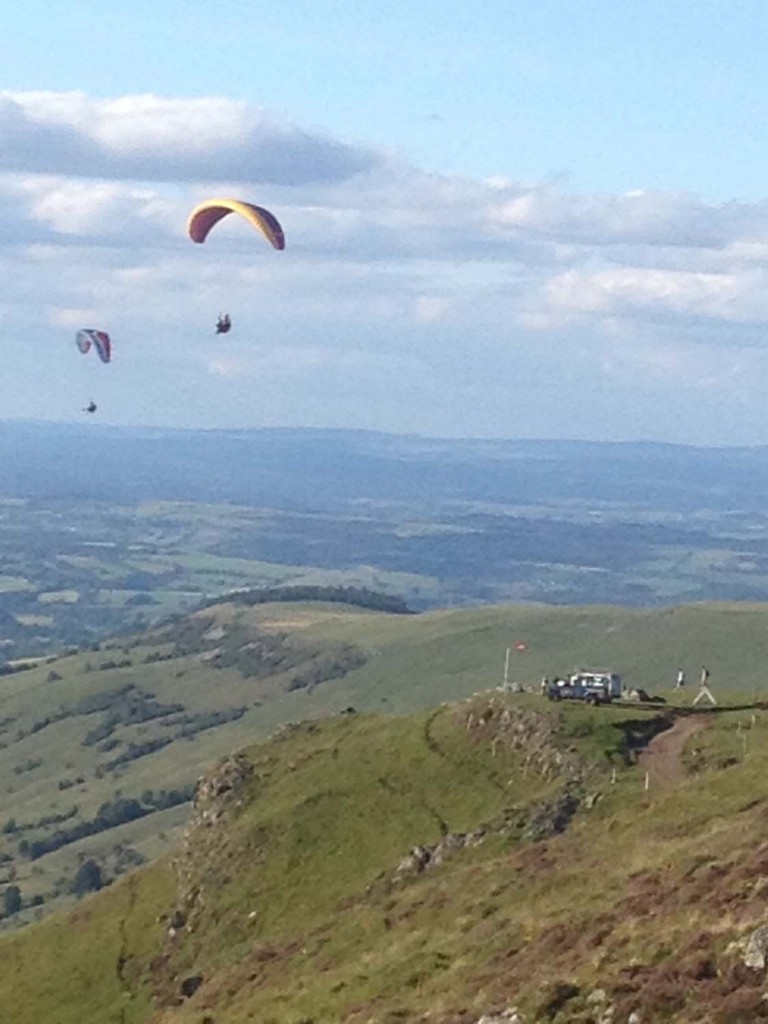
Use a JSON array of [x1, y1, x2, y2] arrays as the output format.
[[83, 400, 97, 414], [215, 314, 231, 335]]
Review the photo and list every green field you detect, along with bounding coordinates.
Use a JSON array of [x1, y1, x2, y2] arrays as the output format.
[[1, 593, 768, 930], [6, 474, 768, 661]]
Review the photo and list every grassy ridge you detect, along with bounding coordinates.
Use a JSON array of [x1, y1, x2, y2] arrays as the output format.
[[0, 695, 653, 1023], [147, 700, 768, 1023], [284, 599, 768, 702], [5, 694, 768, 1022], [2, 597, 768, 924]]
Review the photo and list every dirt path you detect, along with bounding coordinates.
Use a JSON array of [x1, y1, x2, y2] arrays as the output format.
[[637, 714, 710, 789]]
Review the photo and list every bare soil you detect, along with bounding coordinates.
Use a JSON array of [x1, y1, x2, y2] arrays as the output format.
[[637, 714, 710, 788]]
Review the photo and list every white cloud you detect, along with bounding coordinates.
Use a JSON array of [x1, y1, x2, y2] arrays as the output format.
[[0, 92, 383, 185], [7, 90, 768, 441], [601, 333, 756, 402], [491, 185, 768, 250], [49, 307, 102, 329], [543, 267, 768, 325], [23, 178, 170, 237], [414, 296, 450, 323], [207, 355, 243, 378]]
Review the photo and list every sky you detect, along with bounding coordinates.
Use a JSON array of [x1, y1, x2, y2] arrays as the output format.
[[3, 0, 768, 444]]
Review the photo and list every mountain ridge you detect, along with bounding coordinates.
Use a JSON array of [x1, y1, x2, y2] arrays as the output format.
[[3, 687, 768, 1023]]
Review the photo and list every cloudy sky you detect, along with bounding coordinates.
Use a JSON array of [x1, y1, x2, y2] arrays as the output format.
[[3, 0, 768, 444]]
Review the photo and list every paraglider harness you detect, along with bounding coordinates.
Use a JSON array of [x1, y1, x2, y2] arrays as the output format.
[[215, 314, 232, 335]]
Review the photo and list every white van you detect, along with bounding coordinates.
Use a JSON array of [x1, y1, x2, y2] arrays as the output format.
[[569, 670, 622, 699]]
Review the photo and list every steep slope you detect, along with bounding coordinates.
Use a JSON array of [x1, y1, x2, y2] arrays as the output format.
[[10, 692, 768, 1022], [0, 694, 654, 1022], [2, 595, 768, 926]]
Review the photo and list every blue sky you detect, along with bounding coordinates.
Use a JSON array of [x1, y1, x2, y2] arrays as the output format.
[[3, 1, 768, 443], [8, 0, 768, 199]]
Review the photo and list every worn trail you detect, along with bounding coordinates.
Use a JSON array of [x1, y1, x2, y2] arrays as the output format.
[[637, 714, 709, 789]]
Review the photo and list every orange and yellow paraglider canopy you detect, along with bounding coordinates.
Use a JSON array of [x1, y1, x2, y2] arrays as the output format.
[[186, 198, 285, 250]]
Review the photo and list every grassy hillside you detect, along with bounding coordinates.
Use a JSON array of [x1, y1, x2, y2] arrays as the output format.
[[3, 692, 768, 1022], [1, 596, 768, 925]]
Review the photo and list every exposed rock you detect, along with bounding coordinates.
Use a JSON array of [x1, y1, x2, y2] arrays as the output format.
[[536, 981, 580, 1020], [168, 752, 257, 942], [394, 831, 489, 880], [180, 973, 203, 999], [459, 700, 586, 782], [474, 1009, 524, 1024], [742, 923, 768, 969], [525, 786, 582, 841], [192, 753, 253, 814], [271, 721, 302, 742], [587, 988, 608, 1005], [431, 832, 468, 866], [625, 688, 665, 704], [168, 909, 186, 929], [390, 785, 585, 887], [395, 845, 433, 877]]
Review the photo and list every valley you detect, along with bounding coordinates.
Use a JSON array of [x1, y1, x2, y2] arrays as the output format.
[[2, 427, 768, 1020], [0, 591, 767, 935], [8, 426, 768, 660]]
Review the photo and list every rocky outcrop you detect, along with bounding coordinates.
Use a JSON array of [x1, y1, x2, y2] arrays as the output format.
[[151, 752, 256, 1009], [394, 828, 488, 880], [738, 923, 768, 970], [460, 698, 585, 782], [179, 973, 203, 998], [472, 1003, 642, 1024], [191, 752, 254, 820], [386, 702, 591, 887], [390, 784, 585, 886], [170, 753, 255, 931], [475, 1010, 524, 1024], [525, 785, 582, 841]]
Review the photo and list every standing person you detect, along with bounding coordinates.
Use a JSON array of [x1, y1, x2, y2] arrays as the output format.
[[693, 665, 716, 706], [676, 668, 686, 689], [540, 675, 549, 695]]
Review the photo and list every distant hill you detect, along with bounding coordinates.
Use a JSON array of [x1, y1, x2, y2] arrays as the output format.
[[218, 583, 414, 614], [6, 424, 768, 628], [5, 420, 768, 510]]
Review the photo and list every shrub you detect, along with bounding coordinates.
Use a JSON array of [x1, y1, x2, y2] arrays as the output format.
[[71, 859, 102, 898], [3, 885, 21, 917]]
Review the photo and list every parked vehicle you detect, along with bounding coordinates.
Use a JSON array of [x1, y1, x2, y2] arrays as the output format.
[[547, 669, 622, 706]]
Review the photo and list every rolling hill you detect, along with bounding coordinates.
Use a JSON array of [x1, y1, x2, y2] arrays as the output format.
[[0, 591, 768, 930]]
